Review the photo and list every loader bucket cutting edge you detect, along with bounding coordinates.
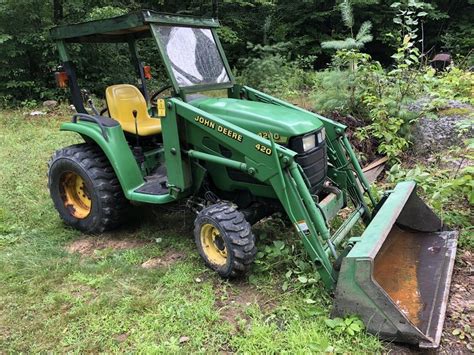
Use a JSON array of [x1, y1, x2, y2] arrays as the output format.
[[333, 181, 458, 348]]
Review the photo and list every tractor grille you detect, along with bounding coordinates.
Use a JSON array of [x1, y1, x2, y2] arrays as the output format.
[[289, 131, 327, 194], [295, 144, 327, 193]]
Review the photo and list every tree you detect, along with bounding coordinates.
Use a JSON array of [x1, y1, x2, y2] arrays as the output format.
[[321, 0, 373, 51]]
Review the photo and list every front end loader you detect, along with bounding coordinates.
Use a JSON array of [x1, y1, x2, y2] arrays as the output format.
[[48, 10, 457, 347]]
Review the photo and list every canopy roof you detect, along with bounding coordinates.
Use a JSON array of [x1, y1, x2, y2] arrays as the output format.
[[50, 10, 219, 43]]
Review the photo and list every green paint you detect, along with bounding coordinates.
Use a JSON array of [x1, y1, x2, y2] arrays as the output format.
[[348, 180, 415, 258], [319, 191, 344, 223], [186, 149, 248, 172], [60, 122, 144, 195], [161, 102, 192, 193], [50, 11, 146, 41], [50, 11, 455, 346], [190, 97, 323, 138]]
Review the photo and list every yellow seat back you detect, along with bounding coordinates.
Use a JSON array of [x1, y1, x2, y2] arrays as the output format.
[[105, 84, 161, 136]]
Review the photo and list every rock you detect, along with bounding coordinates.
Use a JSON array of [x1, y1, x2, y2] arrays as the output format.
[[29, 111, 46, 116], [410, 99, 473, 156], [141, 258, 163, 269], [114, 333, 128, 342], [407, 97, 471, 113], [43, 100, 58, 108], [179, 336, 190, 343]]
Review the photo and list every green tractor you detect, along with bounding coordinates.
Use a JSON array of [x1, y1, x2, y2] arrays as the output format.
[[49, 10, 457, 347]]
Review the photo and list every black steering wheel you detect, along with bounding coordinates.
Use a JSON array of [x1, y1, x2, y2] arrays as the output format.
[[150, 85, 172, 106]]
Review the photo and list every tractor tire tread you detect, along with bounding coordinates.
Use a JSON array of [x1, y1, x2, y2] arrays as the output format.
[[48, 143, 128, 233], [195, 203, 256, 277]]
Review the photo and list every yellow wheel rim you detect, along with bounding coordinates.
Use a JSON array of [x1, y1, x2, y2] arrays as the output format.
[[200, 223, 227, 266], [60, 172, 91, 219]]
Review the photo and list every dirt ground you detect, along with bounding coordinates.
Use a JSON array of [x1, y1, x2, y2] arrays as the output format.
[[141, 250, 186, 269], [64, 221, 472, 353], [210, 278, 280, 353], [65, 237, 151, 257]]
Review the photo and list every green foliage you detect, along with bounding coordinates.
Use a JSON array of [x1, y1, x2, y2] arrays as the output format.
[[0, 0, 472, 104], [321, 0, 373, 51], [325, 316, 365, 336], [312, 8, 472, 162], [313, 47, 421, 160], [356, 96, 414, 160], [390, 1, 431, 45], [237, 42, 309, 98], [388, 158, 473, 229], [252, 220, 326, 303], [311, 70, 358, 114], [86, 6, 128, 20], [0, 109, 382, 353], [216, 26, 240, 45], [340, 0, 354, 29], [425, 68, 474, 107]]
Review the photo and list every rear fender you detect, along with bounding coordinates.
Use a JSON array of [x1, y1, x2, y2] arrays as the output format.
[[60, 121, 144, 198]]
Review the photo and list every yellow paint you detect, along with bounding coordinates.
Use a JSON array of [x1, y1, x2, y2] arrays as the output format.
[[157, 98, 166, 117], [200, 223, 227, 266], [60, 172, 91, 219], [195, 115, 216, 129], [194, 116, 243, 143], [105, 84, 162, 136], [255, 143, 272, 155], [217, 125, 243, 142], [258, 131, 288, 144]]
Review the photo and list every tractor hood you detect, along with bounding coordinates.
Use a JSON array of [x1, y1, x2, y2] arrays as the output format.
[[190, 98, 323, 143]]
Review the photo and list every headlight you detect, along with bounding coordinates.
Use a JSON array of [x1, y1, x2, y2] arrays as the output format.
[[317, 128, 325, 144], [302, 134, 316, 152]]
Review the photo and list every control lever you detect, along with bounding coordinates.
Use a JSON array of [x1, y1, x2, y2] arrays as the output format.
[[80, 89, 99, 115], [133, 110, 139, 146], [132, 110, 144, 168]]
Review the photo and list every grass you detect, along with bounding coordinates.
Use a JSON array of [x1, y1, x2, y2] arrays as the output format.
[[0, 108, 382, 352]]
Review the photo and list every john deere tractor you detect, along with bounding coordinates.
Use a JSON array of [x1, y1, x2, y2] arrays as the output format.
[[49, 11, 457, 347]]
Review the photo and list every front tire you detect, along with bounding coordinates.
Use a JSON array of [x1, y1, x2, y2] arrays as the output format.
[[194, 203, 256, 277], [48, 143, 128, 233]]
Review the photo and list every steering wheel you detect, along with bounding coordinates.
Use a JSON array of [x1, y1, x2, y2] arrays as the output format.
[[150, 85, 172, 106]]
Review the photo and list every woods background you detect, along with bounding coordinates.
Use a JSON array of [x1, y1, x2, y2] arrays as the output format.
[[0, 0, 472, 105]]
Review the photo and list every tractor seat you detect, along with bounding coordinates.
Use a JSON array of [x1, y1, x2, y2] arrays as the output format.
[[105, 84, 161, 136]]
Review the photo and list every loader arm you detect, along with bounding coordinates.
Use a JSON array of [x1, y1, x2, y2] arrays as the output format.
[[227, 87, 458, 347], [167, 98, 339, 287], [168, 94, 458, 346], [232, 85, 377, 217], [49, 11, 458, 348]]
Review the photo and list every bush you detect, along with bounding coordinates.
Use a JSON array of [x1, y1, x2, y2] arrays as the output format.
[[424, 67, 474, 107], [237, 42, 310, 98], [388, 157, 473, 229]]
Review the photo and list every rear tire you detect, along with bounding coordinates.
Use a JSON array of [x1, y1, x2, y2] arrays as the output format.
[[194, 203, 256, 277], [48, 143, 128, 233]]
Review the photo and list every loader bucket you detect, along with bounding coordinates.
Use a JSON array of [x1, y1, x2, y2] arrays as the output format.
[[333, 181, 458, 348]]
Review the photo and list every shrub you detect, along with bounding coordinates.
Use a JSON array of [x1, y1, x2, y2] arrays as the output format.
[[237, 42, 309, 98]]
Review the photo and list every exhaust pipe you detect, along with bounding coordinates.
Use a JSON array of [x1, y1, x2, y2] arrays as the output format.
[[333, 181, 458, 348]]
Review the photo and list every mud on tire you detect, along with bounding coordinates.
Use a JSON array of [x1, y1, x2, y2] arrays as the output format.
[[48, 143, 129, 233], [194, 202, 257, 277]]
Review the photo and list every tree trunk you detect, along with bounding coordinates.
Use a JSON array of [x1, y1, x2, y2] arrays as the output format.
[[53, 0, 63, 25], [212, 0, 218, 19]]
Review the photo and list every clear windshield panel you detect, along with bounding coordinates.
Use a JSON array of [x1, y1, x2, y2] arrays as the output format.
[[152, 25, 230, 87]]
